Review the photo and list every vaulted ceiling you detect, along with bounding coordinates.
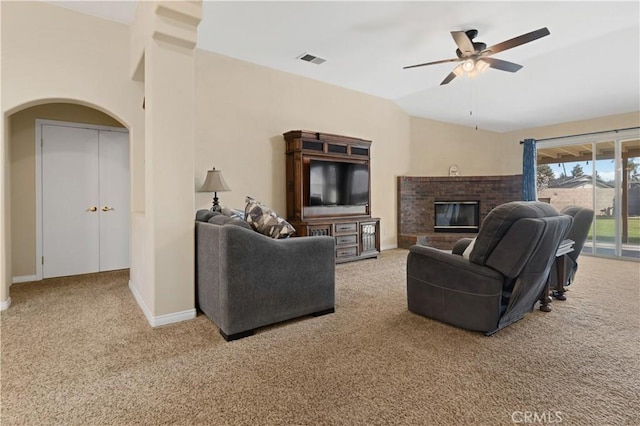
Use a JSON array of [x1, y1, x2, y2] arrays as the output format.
[[46, 1, 640, 133]]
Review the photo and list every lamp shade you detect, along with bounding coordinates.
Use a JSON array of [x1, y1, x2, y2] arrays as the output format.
[[199, 168, 231, 193]]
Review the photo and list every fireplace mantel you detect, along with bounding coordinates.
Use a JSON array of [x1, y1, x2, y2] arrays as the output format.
[[397, 175, 522, 249]]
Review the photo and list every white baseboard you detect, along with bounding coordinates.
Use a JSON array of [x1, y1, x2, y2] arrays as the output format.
[[151, 308, 197, 327], [12, 275, 38, 284], [381, 243, 399, 251], [128, 280, 153, 324], [1, 297, 11, 311], [128, 280, 196, 327]]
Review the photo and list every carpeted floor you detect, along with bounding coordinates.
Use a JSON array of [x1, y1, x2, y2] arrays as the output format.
[[1, 249, 638, 425]]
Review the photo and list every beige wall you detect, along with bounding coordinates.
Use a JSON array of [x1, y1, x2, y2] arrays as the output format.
[[409, 111, 640, 179], [1, 0, 8, 306], [194, 51, 412, 249], [504, 112, 640, 142], [1, 2, 140, 123], [408, 116, 520, 176], [9, 104, 123, 277]]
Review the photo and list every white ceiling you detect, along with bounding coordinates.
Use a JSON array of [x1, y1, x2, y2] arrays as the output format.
[[46, 1, 640, 133]]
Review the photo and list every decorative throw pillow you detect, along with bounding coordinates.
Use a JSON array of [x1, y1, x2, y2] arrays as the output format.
[[462, 237, 476, 260], [244, 196, 296, 239]]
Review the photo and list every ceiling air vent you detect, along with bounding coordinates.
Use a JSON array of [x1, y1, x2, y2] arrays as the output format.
[[298, 53, 326, 65]]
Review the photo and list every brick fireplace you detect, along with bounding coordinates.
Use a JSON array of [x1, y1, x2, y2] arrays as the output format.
[[397, 175, 523, 249]]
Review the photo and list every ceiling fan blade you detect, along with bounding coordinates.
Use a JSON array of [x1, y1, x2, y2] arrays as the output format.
[[483, 27, 550, 55], [403, 57, 460, 70], [451, 31, 475, 56], [482, 57, 523, 72], [440, 71, 458, 85], [441, 64, 464, 85]]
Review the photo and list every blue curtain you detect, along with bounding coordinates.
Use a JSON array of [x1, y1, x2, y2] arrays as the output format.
[[522, 138, 537, 201]]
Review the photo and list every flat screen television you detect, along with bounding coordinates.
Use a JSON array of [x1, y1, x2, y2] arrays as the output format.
[[308, 159, 369, 207]]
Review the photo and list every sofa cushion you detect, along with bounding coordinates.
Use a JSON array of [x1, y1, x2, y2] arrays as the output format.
[[208, 214, 253, 230], [220, 205, 245, 219], [244, 196, 296, 239], [196, 209, 219, 222]]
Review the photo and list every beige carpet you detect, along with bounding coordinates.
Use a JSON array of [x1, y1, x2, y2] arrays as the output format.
[[1, 250, 638, 425]]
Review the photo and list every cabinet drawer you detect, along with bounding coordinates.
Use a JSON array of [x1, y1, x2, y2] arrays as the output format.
[[335, 223, 357, 233], [336, 246, 358, 259], [335, 234, 358, 246]]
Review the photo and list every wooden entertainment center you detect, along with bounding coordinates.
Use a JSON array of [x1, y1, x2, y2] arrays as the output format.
[[283, 130, 380, 263]]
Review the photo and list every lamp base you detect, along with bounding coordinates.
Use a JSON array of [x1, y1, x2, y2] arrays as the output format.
[[210, 193, 222, 212]]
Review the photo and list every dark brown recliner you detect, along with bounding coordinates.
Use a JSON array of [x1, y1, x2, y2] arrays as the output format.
[[549, 205, 594, 300], [407, 201, 572, 335]]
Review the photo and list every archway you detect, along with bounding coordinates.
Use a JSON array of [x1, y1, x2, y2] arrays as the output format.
[[4, 100, 132, 305]]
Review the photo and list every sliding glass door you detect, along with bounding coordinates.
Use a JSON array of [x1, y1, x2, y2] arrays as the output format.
[[593, 141, 616, 256], [536, 129, 640, 260], [621, 139, 640, 257]]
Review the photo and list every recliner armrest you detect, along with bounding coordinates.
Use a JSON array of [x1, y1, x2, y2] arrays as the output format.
[[408, 244, 504, 295], [452, 238, 474, 256], [407, 245, 505, 333]]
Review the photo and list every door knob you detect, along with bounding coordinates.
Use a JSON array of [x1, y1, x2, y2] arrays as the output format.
[[102, 206, 114, 212], [86, 206, 97, 212]]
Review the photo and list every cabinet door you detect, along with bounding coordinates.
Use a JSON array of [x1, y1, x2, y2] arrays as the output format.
[[308, 224, 332, 237], [360, 221, 379, 254]]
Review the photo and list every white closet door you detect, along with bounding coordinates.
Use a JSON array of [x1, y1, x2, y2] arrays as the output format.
[[98, 130, 130, 271], [42, 125, 100, 278]]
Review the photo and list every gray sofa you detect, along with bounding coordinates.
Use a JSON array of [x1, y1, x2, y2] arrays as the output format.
[[195, 211, 335, 341], [407, 201, 572, 335]]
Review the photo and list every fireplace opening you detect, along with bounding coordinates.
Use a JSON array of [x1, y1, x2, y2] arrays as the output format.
[[434, 201, 480, 233]]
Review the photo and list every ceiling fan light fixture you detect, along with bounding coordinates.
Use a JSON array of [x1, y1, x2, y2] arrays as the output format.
[[476, 59, 490, 73], [453, 64, 465, 77], [462, 59, 475, 72]]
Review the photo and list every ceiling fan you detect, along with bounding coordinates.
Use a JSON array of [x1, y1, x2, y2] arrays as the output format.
[[404, 27, 550, 85]]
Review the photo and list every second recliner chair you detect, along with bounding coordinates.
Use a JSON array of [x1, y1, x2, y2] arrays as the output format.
[[549, 205, 594, 300]]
